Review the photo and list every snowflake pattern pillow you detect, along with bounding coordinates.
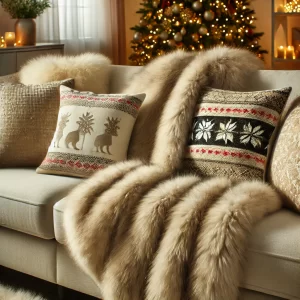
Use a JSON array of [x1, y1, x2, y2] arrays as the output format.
[[37, 86, 145, 178], [183, 87, 291, 181]]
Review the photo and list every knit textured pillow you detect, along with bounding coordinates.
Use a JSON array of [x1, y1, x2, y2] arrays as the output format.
[[269, 102, 300, 212], [0, 79, 74, 167], [183, 87, 292, 181], [37, 86, 145, 178]]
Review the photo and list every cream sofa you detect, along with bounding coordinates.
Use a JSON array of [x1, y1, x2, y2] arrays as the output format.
[[0, 66, 300, 300]]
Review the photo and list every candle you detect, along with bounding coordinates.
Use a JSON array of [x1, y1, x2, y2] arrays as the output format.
[[286, 46, 294, 59], [0, 36, 5, 48], [277, 46, 285, 59], [295, 45, 300, 59], [277, 4, 285, 12], [4, 32, 15, 47]]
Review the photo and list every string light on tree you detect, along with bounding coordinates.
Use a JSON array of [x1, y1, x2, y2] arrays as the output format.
[[129, 0, 267, 65]]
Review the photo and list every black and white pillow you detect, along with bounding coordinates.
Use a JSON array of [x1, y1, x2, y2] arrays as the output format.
[[184, 87, 292, 181]]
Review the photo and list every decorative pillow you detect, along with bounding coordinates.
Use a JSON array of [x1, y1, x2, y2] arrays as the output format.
[[19, 53, 111, 94], [269, 102, 300, 212], [36, 86, 145, 178], [0, 79, 74, 167], [183, 87, 292, 181]]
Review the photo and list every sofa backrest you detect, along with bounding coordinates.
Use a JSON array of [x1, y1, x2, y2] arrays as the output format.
[[245, 70, 300, 109], [109, 65, 142, 94], [109, 66, 300, 110]]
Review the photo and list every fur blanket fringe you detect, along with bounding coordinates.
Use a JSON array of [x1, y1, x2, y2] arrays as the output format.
[[63, 47, 281, 300], [64, 162, 281, 300], [0, 284, 45, 300]]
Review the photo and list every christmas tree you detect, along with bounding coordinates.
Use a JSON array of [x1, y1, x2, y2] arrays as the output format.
[[129, 0, 267, 65]]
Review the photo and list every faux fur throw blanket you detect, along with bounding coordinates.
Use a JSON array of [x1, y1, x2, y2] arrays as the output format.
[[64, 162, 281, 300], [63, 47, 282, 300]]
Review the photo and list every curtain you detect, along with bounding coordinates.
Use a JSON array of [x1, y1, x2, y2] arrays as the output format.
[[36, 0, 125, 64]]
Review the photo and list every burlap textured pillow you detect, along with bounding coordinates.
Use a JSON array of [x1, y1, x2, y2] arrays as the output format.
[[0, 79, 74, 167], [37, 86, 145, 178], [269, 103, 300, 212], [184, 87, 291, 181]]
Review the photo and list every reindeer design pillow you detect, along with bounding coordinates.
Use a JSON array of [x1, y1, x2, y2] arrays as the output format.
[[37, 86, 145, 178]]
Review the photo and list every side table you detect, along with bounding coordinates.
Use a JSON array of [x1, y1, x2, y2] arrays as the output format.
[[0, 43, 64, 76]]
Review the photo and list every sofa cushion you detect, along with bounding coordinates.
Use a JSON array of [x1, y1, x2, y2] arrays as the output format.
[[0, 169, 81, 239], [54, 204, 300, 299], [53, 198, 66, 244], [241, 209, 300, 299]]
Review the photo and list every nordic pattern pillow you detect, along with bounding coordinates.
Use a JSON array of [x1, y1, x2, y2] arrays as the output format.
[[183, 87, 292, 181], [0, 79, 74, 167], [37, 86, 145, 178]]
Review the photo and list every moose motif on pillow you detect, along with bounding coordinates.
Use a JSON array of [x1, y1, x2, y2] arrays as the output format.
[[37, 86, 145, 178], [94, 117, 120, 155]]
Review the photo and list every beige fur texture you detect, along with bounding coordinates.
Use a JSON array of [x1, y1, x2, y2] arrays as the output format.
[[126, 47, 263, 168], [64, 162, 281, 300], [151, 47, 263, 172], [0, 285, 45, 300], [19, 53, 111, 93], [146, 177, 233, 300], [188, 181, 281, 300], [124, 50, 196, 162], [63, 48, 278, 300]]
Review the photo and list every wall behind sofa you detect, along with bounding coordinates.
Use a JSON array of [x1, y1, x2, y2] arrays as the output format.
[[124, 0, 272, 69], [0, 6, 14, 34]]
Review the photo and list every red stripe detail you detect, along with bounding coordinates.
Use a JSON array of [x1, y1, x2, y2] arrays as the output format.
[[187, 147, 266, 165], [198, 107, 278, 122], [43, 158, 106, 170]]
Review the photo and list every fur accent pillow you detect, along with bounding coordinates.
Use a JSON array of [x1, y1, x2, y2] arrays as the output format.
[[269, 101, 300, 212], [19, 53, 111, 94], [37, 86, 145, 178], [183, 87, 292, 181], [0, 79, 74, 167]]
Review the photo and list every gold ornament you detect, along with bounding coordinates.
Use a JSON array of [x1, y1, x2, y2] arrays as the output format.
[[172, 4, 181, 14], [139, 19, 147, 27], [160, 31, 169, 40], [181, 8, 194, 23], [168, 39, 176, 47], [174, 32, 183, 42], [146, 11, 153, 19], [192, 1, 202, 12], [199, 25, 208, 35], [164, 7, 173, 17], [133, 32, 143, 42], [192, 33, 199, 42], [180, 27, 187, 35], [152, 1, 159, 8], [163, 19, 172, 30], [204, 10, 215, 21], [185, 8, 194, 18]]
